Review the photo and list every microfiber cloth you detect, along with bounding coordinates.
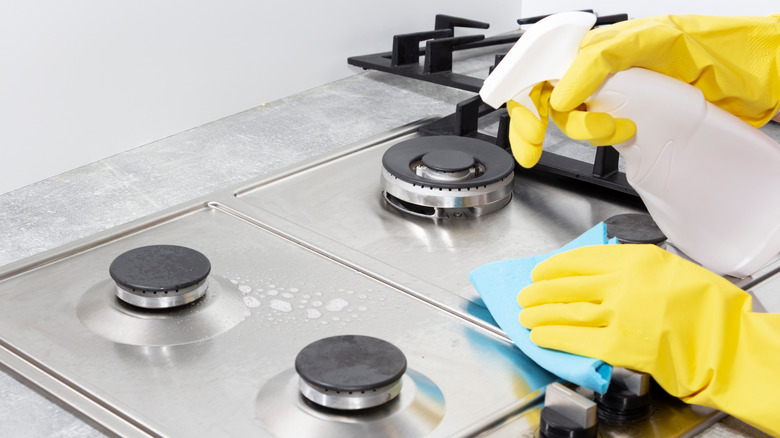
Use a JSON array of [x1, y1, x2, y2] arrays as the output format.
[[469, 222, 617, 393]]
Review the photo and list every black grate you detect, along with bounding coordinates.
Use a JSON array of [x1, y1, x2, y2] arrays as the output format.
[[348, 12, 638, 197]]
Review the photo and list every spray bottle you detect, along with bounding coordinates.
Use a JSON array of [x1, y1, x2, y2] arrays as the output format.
[[480, 11, 780, 278]]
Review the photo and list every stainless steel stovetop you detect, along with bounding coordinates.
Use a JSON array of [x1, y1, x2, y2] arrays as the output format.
[[1, 120, 776, 437]]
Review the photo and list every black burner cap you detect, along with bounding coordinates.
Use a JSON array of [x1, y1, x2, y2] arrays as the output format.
[[295, 335, 407, 392], [421, 149, 475, 172], [382, 136, 514, 189], [109, 245, 211, 292], [605, 213, 666, 244]]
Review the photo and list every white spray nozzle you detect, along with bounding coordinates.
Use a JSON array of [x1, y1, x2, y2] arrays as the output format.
[[479, 11, 597, 109]]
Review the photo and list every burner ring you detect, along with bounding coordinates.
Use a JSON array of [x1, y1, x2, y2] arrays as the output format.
[[382, 136, 514, 189], [381, 167, 513, 218], [295, 335, 407, 410], [114, 278, 209, 309], [381, 136, 515, 218], [109, 245, 211, 309], [298, 376, 404, 411]]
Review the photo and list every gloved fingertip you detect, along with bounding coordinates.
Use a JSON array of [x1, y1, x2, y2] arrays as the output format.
[[529, 325, 592, 355], [588, 119, 636, 146], [613, 118, 637, 142], [508, 124, 543, 168], [508, 104, 547, 145], [516, 286, 535, 310], [551, 109, 618, 141], [528, 327, 557, 349], [511, 143, 543, 168], [518, 310, 535, 329], [549, 82, 580, 113], [589, 118, 637, 146]]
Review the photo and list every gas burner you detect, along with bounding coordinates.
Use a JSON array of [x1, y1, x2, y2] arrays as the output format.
[[381, 136, 514, 219], [295, 335, 407, 410], [109, 245, 211, 309], [605, 213, 666, 245]]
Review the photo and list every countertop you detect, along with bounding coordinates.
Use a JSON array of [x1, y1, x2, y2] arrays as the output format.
[[0, 67, 774, 437]]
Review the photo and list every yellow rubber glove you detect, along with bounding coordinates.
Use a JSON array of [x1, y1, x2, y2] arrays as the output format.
[[509, 14, 780, 168], [507, 84, 636, 167], [517, 244, 780, 436]]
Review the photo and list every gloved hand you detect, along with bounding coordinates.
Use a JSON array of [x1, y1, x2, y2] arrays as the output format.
[[517, 244, 780, 436], [506, 84, 636, 167], [509, 14, 780, 168]]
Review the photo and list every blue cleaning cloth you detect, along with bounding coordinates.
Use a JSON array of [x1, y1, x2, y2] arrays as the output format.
[[469, 222, 617, 393]]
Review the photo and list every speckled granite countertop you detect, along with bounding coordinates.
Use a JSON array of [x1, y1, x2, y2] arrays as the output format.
[[0, 66, 774, 437]]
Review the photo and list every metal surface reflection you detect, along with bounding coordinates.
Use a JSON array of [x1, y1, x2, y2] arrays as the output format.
[[256, 369, 445, 438], [77, 275, 245, 346]]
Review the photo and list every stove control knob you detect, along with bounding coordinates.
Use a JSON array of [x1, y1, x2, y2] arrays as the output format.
[[539, 382, 598, 438], [596, 367, 652, 422]]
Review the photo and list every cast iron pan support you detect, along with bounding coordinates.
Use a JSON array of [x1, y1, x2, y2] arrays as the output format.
[[351, 12, 636, 196], [418, 95, 637, 196]]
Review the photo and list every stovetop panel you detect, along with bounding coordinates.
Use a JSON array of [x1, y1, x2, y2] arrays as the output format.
[[0, 202, 557, 437], [233, 132, 646, 316]]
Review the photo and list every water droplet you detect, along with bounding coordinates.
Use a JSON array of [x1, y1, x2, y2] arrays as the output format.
[[303, 294, 311, 299], [239, 285, 252, 294], [312, 301, 323, 307], [359, 295, 367, 299], [230, 279, 239, 285], [289, 288, 300, 293], [282, 292, 294, 299], [267, 290, 279, 296], [326, 298, 349, 312], [332, 316, 340, 321], [243, 296, 261, 308], [358, 306, 367, 312], [243, 310, 251, 317], [306, 309, 322, 319], [269, 299, 292, 313]]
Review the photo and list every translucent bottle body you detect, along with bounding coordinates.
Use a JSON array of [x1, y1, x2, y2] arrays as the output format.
[[586, 68, 780, 277]]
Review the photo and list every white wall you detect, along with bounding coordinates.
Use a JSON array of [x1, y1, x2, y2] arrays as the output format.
[[521, 1, 777, 18], [0, 1, 522, 195]]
